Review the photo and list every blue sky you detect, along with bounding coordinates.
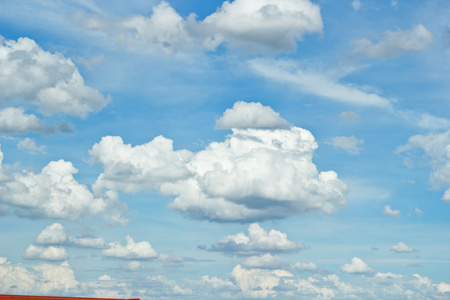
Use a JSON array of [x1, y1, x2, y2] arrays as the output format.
[[1, 0, 450, 299]]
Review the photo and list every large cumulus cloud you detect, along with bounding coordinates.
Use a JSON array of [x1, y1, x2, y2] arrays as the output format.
[[90, 101, 347, 222]]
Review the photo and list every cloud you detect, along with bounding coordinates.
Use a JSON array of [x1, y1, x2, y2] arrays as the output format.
[[0, 258, 79, 295], [339, 257, 374, 274], [383, 205, 401, 218], [91, 102, 347, 222], [350, 24, 434, 59], [22, 245, 69, 261], [102, 236, 162, 260], [215, 101, 290, 129], [241, 254, 285, 269], [0, 37, 109, 117], [340, 111, 360, 121], [293, 262, 317, 271], [208, 223, 303, 255], [199, 0, 323, 53], [249, 59, 393, 109], [0, 107, 54, 134], [0, 147, 128, 223], [74, 0, 323, 55], [90, 135, 192, 194], [34, 223, 108, 248], [390, 242, 416, 253], [352, 0, 361, 11], [326, 135, 364, 155], [231, 264, 293, 298], [396, 130, 450, 202], [17, 137, 46, 154]]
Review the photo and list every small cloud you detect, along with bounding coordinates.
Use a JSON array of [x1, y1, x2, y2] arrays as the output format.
[[340, 111, 360, 121], [103, 236, 159, 260], [352, 0, 361, 11], [383, 205, 401, 218], [125, 261, 142, 271], [414, 207, 423, 216], [17, 138, 46, 154], [339, 257, 374, 274], [22, 245, 69, 261], [390, 242, 416, 253], [391, 0, 399, 7], [327, 135, 364, 155]]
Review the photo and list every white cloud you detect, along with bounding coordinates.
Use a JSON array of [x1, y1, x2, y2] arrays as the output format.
[[70, 237, 108, 249], [17, 137, 46, 154], [125, 261, 142, 271], [74, 0, 323, 55], [0, 147, 128, 223], [351, 24, 434, 59], [91, 102, 347, 222], [383, 205, 401, 218], [90, 135, 192, 195], [249, 59, 393, 109], [0, 37, 109, 117], [327, 135, 364, 155], [199, 0, 323, 53], [391, 0, 399, 7], [35, 223, 68, 245], [22, 245, 69, 261], [293, 262, 317, 271], [0, 258, 78, 295], [0, 107, 54, 134], [231, 264, 293, 298], [414, 207, 424, 216], [396, 130, 450, 201], [339, 257, 374, 274], [209, 223, 303, 255], [242, 254, 285, 269], [102, 236, 159, 260], [352, 0, 361, 11], [216, 101, 290, 129], [340, 111, 360, 121], [390, 241, 416, 253]]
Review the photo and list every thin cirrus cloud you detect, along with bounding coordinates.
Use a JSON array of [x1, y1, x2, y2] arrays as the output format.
[[350, 24, 434, 60], [206, 223, 304, 255], [0, 147, 128, 224], [326, 135, 364, 155], [0, 36, 110, 118], [90, 101, 347, 222], [73, 0, 323, 55]]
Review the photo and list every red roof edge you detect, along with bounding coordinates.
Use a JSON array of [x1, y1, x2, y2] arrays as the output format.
[[0, 295, 139, 300]]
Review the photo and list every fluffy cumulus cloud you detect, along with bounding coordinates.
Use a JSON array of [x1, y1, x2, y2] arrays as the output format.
[[0, 147, 127, 223], [390, 241, 416, 253], [383, 205, 401, 218], [22, 245, 69, 261], [339, 257, 374, 274], [216, 101, 290, 129], [351, 24, 434, 59], [396, 130, 450, 202], [0, 37, 109, 117], [327, 135, 364, 155], [241, 254, 285, 269], [34, 223, 107, 248], [102, 236, 160, 260], [0, 258, 79, 295], [199, 0, 323, 53], [74, 0, 323, 55], [0, 107, 54, 134], [91, 102, 347, 222], [208, 223, 303, 255]]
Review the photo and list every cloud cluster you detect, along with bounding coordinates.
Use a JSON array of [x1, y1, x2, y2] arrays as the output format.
[[91, 102, 347, 222], [0, 107, 54, 134], [74, 0, 323, 55], [0, 37, 109, 118], [102, 236, 159, 260], [208, 223, 303, 255], [22, 245, 69, 261], [339, 257, 374, 274], [351, 24, 434, 59], [383, 205, 401, 218], [0, 147, 128, 223], [396, 130, 450, 202]]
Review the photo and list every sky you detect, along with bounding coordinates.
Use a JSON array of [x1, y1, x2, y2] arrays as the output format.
[[0, 0, 450, 299]]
